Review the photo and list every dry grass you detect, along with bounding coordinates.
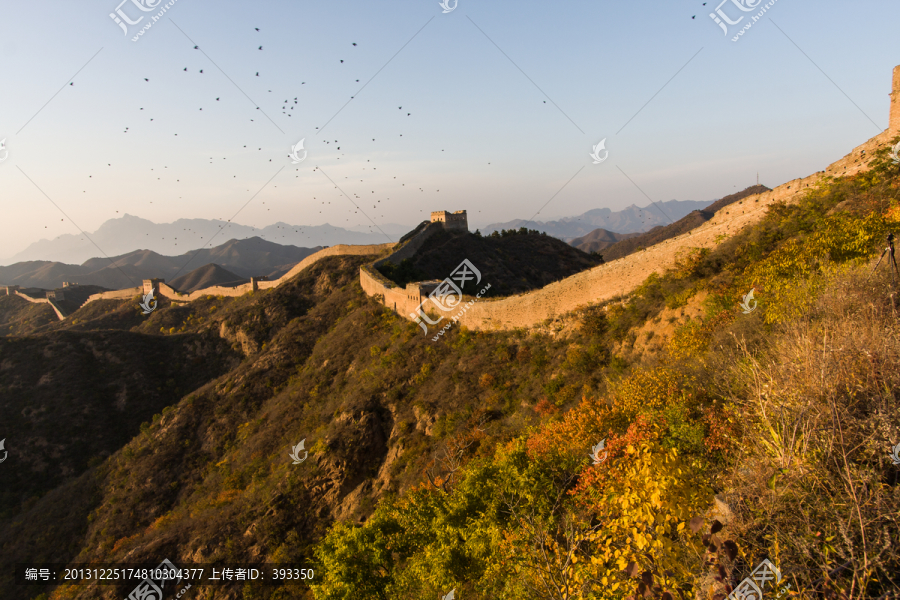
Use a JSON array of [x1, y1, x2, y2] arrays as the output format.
[[717, 265, 900, 599]]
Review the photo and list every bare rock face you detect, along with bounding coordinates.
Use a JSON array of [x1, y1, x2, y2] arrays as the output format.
[[218, 321, 258, 355], [413, 405, 437, 436], [312, 406, 392, 522]]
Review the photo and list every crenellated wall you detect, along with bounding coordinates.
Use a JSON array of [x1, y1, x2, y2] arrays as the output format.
[[74, 242, 396, 313], [13, 290, 66, 320], [12, 66, 900, 329], [359, 65, 900, 332], [359, 221, 464, 318]]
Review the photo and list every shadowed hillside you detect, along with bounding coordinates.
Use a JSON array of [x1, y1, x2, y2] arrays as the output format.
[[169, 263, 248, 293], [2, 144, 900, 600], [0, 237, 319, 290], [378, 228, 602, 297], [569, 228, 642, 254], [0, 294, 60, 336], [0, 329, 240, 522]]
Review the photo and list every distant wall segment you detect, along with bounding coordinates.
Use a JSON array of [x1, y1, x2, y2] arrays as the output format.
[[72, 242, 395, 314], [12, 290, 66, 320]]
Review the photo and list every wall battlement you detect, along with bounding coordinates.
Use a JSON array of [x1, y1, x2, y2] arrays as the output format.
[[6, 65, 899, 331], [430, 210, 468, 231], [360, 65, 900, 333]]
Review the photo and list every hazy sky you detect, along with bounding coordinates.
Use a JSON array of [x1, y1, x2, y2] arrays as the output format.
[[0, 0, 898, 262]]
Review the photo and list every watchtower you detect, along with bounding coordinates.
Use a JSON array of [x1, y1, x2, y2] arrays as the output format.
[[430, 210, 468, 232], [143, 279, 164, 295]]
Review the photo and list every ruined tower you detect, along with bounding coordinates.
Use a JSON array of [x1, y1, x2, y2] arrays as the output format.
[[430, 210, 468, 231], [891, 65, 900, 134], [143, 278, 164, 295]]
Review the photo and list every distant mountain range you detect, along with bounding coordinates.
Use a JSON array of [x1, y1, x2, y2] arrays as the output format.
[[482, 200, 716, 241], [0, 237, 319, 291], [591, 185, 771, 262], [2, 214, 407, 266]]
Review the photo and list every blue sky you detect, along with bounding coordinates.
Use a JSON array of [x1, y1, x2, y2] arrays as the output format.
[[0, 0, 898, 262]]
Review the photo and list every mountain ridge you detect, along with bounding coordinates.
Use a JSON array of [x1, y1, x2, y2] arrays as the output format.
[[482, 199, 715, 240], [0, 237, 319, 290], [3, 214, 400, 265]]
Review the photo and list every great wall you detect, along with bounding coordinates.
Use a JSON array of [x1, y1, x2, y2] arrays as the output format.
[[5, 66, 900, 332]]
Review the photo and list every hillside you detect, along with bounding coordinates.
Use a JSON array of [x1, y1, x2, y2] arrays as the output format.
[[377, 228, 602, 297], [0, 237, 319, 290], [0, 293, 60, 336], [569, 228, 642, 254], [597, 184, 771, 262], [169, 263, 248, 293], [2, 140, 900, 600]]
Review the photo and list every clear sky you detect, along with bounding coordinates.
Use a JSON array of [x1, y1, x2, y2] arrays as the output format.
[[0, 0, 898, 262]]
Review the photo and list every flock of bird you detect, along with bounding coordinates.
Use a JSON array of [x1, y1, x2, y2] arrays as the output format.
[[98, 28, 457, 247], [49, 5, 715, 251]]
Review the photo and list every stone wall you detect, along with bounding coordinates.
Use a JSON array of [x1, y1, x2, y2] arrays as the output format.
[[360, 221, 462, 318], [13, 290, 66, 320], [359, 65, 900, 332], [77, 287, 143, 311], [261, 242, 396, 291], [75, 243, 395, 314]]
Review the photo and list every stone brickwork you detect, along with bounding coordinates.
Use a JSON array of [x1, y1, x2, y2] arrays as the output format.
[[430, 210, 468, 231], [359, 220, 466, 317], [143, 279, 165, 295]]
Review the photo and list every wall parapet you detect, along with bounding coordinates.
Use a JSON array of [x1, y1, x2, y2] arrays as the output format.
[[357, 65, 900, 332], [55, 242, 396, 318], [13, 290, 66, 320]]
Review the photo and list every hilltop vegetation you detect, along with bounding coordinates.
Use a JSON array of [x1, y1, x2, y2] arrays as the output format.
[[312, 142, 900, 599], [1, 143, 899, 600], [378, 228, 601, 296]]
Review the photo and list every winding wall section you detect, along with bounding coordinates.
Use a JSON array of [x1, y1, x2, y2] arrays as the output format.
[[359, 65, 900, 331]]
